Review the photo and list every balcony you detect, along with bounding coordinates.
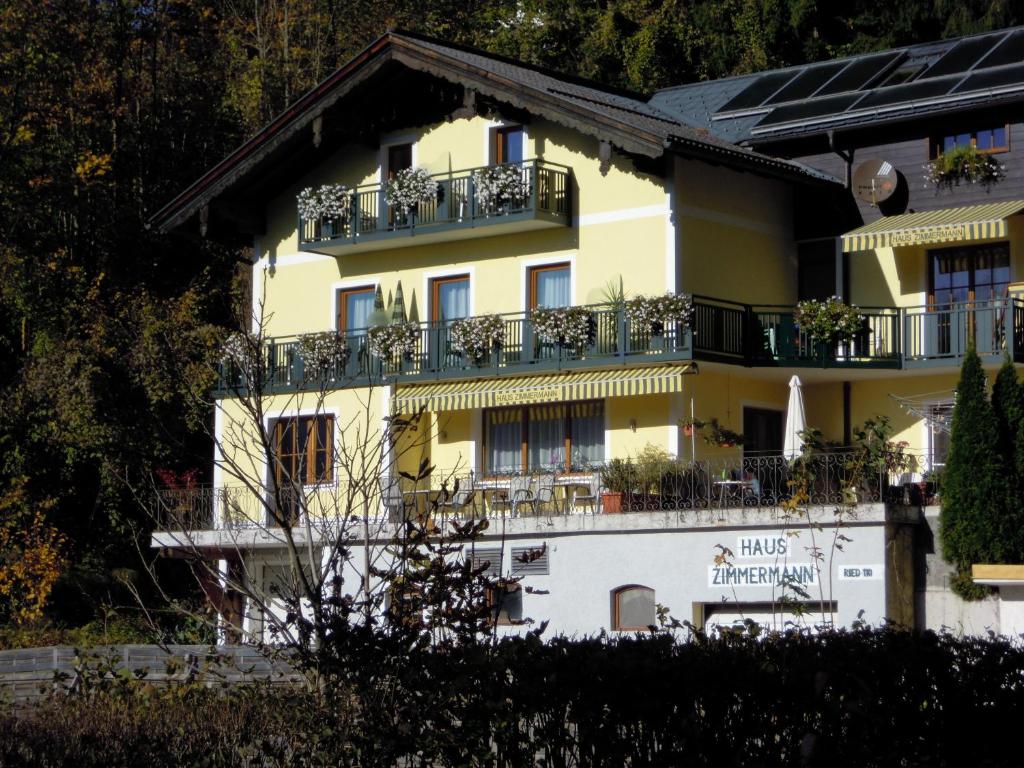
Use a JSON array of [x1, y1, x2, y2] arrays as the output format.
[[297, 159, 572, 255], [216, 295, 1024, 398], [216, 303, 693, 395]]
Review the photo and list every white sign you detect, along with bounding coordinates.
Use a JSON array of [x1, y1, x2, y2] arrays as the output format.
[[838, 564, 883, 581], [709, 563, 818, 588], [736, 535, 789, 559]]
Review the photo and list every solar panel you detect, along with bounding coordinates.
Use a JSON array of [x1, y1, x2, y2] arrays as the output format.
[[717, 71, 799, 112], [952, 62, 1024, 93], [852, 75, 960, 110], [977, 29, 1024, 69], [763, 62, 846, 104], [815, 52, 902, 96], [754, 93, 863, 128], [918, 35, 1004, 79]]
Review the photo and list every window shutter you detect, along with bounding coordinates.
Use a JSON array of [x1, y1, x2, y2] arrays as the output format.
[[511, 544, 549, 575], [469, 547, 502, 576]]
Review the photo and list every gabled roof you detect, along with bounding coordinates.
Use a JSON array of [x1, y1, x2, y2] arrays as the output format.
[[150, 31, 836, 235], [650, 25, 1024, 146]]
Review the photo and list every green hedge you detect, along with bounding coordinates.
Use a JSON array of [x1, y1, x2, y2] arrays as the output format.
[[2, 627, 1022, 767]]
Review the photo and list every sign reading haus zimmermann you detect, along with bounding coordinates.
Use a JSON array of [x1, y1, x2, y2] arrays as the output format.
[[492, 388, 562, 406], [889, 224, 966, 247], [708, 562, 818, 588], [735, 535, 789, 558]]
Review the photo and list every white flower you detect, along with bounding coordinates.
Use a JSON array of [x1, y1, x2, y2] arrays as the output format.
[[297, 332, 350, 376], [368, 323, 421, 360], [385, 168, 437, 216], [472, 164, 531, 211], [794, 296, 864, 345], [297, 183, 352, 220], [530, 306, 593, 349], [450, 315, 505, 361], [221, 332, 255, 364], [625, 293, 693, 333]]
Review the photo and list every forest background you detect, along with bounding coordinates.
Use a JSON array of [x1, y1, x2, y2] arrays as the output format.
[[1, 0, 1021, 643]]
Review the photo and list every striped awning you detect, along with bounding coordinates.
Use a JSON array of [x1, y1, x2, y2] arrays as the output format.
[[841, 200, 1024, 252], [393, 364, 696, 413]]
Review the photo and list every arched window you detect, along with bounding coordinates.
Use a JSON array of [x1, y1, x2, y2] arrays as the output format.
[[612, 585, 655, 631]]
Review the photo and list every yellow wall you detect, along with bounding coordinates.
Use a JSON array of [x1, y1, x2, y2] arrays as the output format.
[[850, 217, 1024, 308], [254, 115, 672, 338], [676, 158, 797, 305]]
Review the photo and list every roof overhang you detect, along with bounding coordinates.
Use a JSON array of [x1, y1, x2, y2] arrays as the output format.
[[841, 200, 1024, 252]]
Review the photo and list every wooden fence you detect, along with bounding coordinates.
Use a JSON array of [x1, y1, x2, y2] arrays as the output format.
[[0, 644, 299, 706]]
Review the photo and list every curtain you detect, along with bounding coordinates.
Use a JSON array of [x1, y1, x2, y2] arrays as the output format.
[[438, 279, 469, 323], [528, 405, 566, 471], [347, 291, 376, 333], [535, 268, 570, 308], [570, 401, 604, 468], [488, 408, 522, 473]]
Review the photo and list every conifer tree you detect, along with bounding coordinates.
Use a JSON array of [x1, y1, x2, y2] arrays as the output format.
[[993, 355, 1024, 562], [940, 348, 1008, 598]]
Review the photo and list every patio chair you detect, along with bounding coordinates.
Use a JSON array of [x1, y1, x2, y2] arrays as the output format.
[[439, 476, 478, 518], [379, 476, 411, 523], [570, 473, 601, 514], [518, 474, 558, 516], [490, 474, 534, 518]]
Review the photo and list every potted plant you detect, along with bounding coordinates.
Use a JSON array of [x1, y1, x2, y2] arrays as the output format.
[[385, 167, 438, 224], [472, 163, 531, 214], [680, 416, 706, 438], [924, 145, 1005, 190], [703, 418, 745, 449], [794, 296, 865, 359], [368, 322, 421, 362], [530, 306, 595, 354], [296, 183, 352, 239], [600, 458, 632, 514], [449, 314, 505, 365], [297, 331, 350, 378], [626, 293, 694, 337]]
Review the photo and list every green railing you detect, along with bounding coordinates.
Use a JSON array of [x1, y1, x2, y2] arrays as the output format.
[[298, 159, 571, 247], [215, 295, 1024, 397], [216, 304, 692, 395]]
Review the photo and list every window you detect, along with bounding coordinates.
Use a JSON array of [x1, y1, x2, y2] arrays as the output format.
[[930, 244, 1010, 306], [612, 585, 655, 631], [494, 125, 524, 164], [386, 142, 413, 178], [271, 415, 334, 486], [927, 402, 954, 471], [485, 400, 604, 474], [486, 582, 522, 625], [932, 125, 1009, 156], [529, 263, 571, 309], [431, 275, 470, 324], [337, 286, 376, 333]]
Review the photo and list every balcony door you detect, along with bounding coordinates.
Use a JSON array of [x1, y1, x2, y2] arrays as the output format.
[[494, 126, 524, 164], [431, 275, 470, 367], [929, 243, 1010, 356], [385, 143, 413, 227]]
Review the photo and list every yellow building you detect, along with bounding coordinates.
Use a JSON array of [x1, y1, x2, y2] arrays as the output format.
[[150, 29, 1024, 637]]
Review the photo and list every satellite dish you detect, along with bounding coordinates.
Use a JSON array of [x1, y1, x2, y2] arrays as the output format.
[[852, 158, 899, 206]]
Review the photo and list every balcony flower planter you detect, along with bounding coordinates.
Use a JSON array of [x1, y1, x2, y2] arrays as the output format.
[[531, 306, 595, 354], [297, 183, 352, 239], [368, 322, 420, 362], [472, 164, 531, 215], [626, 293, 694, 339], [385, 167, 438, 221], [924, 145, 1006, 190], [449, 314, 505, 365], [297, 331, 350, 378], [794, 296, 865, 350]]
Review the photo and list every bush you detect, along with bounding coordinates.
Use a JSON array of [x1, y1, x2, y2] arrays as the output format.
[[2, 628, 1022, 766]]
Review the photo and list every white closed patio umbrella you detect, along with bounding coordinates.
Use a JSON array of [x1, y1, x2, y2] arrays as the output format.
[[783, 374, 806, 461]]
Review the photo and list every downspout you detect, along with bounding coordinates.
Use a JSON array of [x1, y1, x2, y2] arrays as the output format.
[[829, 130, 854, 446]]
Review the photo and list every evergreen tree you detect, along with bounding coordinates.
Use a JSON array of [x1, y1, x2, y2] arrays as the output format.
[[940, 348, 1008, 599], [993, 355, 1024, 562]]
